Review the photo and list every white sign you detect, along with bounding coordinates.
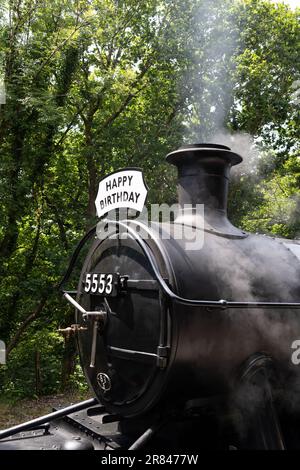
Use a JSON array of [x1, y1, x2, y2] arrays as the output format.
[[95, 169, 148, 218]]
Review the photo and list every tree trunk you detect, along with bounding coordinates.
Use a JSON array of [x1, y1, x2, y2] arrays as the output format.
[[87, 156, 98, 220], [84, 121, 98, 221], [6, 296, 48, 357], [60, 334, 77, 392], [35, 350, 42, 396]]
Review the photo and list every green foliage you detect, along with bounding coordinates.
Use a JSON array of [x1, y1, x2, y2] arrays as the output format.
[[235, 152, 300, 238], [227, 0, 300, 236], [1, 329, 63, 399], [0, 0, 299, 400], [231, 0, 300, 147], [0, 0, 193, 398]]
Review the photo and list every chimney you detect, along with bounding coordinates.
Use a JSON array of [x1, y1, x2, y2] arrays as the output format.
[[166, 143, 245, 238]]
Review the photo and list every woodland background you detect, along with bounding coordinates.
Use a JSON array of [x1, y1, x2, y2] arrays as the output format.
[[0, 0, 299, 401]]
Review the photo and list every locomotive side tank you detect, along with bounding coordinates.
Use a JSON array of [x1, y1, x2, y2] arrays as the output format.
[[75, 144, 300, 417]]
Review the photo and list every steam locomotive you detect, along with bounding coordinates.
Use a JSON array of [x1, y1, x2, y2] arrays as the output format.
[[1, 144, 300, 450]]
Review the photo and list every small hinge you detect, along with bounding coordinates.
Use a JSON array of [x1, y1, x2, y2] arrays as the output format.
[[156, 346, 169, 369], [157, 346, 169, 357]]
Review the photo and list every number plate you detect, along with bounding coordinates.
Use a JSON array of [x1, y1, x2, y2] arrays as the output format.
[[83, 273, 117, 296]]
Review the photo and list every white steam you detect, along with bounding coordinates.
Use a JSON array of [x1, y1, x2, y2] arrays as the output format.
[[182, 0, 239, 142]]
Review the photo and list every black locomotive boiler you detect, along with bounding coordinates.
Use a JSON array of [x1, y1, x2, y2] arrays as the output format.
[[1, 143, 300, 450]]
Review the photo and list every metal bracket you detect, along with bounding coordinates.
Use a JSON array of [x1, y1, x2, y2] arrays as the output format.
[[157, 346, 169, 369], [58, 324, 88, 337], [118, 275, 128, 292]]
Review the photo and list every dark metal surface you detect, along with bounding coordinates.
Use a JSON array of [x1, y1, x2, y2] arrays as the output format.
[[0, 400, 288, 454], [99, 219, 300, 310], [0, 403, 123, 450], [72, 144, 300, 420], [234, 354, 286, 450], [0, 398, 98, 441]]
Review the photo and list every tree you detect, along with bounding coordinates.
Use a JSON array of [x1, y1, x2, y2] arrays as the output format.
[[0, 0, 194, 396], [227, 0, 300, 237]]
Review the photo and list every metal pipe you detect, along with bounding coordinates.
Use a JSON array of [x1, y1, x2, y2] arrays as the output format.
[[64, 292, 86, 314], [90, 320, 99, 368], [0, 398, 98, 440], [128, 421, 165, 450]]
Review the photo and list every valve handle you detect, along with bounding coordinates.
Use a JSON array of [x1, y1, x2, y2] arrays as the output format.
[[63, 292, 107, 368]]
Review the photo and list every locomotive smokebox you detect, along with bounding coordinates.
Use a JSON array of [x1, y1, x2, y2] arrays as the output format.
[[74, 143, 300, 418]]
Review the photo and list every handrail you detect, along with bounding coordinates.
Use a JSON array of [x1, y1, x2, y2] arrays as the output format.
[[102, 219, 300, 310]]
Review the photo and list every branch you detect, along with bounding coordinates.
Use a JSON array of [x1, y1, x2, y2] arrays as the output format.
[[126, 100, 183, 166], [101, 64, 151, 130], [24, 209, 41, 272], [6, 295, 48, 357], [55, 81, 110, 149], [45, 195, 69, 251], [33, 20, 90, 82], [54, 106, 84, 149]]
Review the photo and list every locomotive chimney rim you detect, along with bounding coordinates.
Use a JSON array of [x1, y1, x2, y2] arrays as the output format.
[[166, 143, 243, 214], [166, 143, 243, 170]]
